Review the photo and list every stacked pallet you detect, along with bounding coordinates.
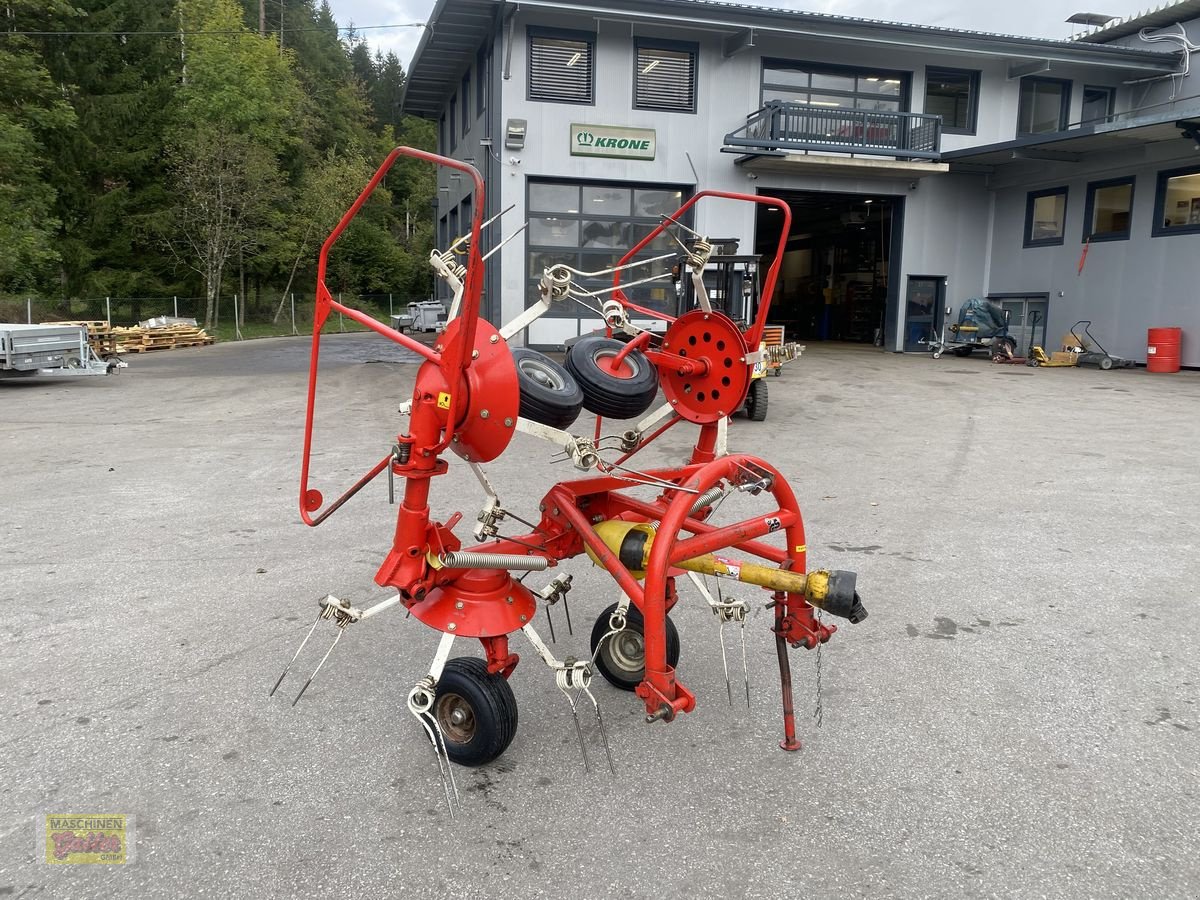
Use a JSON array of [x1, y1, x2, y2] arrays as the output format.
[[111, 323, 215, 353]]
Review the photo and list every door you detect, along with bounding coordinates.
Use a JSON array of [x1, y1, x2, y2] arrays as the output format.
[[992, 295, 1048, 355], [903, 275, 945, 351]]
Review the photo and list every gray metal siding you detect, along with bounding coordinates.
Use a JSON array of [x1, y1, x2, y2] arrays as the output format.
[[987, 141, 1200, 366]]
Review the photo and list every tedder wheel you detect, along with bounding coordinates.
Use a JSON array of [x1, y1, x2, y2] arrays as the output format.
[[953, 346, 974, 357], [511, 348, 584, 429], [589, 602, 680, 692], [746, 378, 768, 421], [565, 336, 659, 420], [433, 657, 519, 767]]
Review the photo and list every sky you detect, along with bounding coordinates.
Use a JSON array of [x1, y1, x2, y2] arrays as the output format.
[[323, 0, 1148, 70]]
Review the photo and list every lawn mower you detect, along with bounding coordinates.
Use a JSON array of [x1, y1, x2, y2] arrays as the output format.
[[272, 147, 867, 812], [1028, 320, 1135, 370]]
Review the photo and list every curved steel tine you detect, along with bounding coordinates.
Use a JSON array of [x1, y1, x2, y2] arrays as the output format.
[[579, 682, 615, 775], [269, 611, 324, 696], [413, 711, 456, 817], [291, 628, 344, 706], [740, 617, 751, 709]]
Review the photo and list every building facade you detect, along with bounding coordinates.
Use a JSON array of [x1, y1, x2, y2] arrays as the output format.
[[402, 0, 1200, 365]]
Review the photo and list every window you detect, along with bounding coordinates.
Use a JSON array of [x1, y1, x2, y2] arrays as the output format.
[[438, 113, 446, 155], [1083, 176, 1134, 242], [476, 46, 488, 116], [762, 60, 908, 112], [528, 29, 594, 104], [634, 40, 697, 113], [448, 93, 457, 151], [1024, 187, 1068, 247], [526, 180, 689, 318], [1018, 77, 1071, 134], [461, 73, 471, 136], [925, 67, 979, 134], [1081, 86, 1114, 125], [1153, 165, 1200, 237]]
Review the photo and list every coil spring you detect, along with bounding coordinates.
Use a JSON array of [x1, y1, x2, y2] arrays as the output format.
[[687, 239, 712, 270], [541, 266, 572, 301], [440, 550, 550, 571], [649, 485, 726, 530], [602, 298, 625, 327]]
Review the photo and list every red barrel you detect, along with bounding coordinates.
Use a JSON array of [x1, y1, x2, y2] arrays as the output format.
[[1146, 327, 1182, 373]]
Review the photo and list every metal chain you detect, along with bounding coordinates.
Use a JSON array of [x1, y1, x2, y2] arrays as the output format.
[[813, 608, 825, 728]]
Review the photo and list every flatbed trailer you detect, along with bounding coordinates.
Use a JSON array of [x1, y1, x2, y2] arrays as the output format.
[[0, 323, 121, 379]]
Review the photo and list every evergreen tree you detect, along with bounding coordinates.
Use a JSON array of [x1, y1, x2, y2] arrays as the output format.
[[0, 1, 80, 294]]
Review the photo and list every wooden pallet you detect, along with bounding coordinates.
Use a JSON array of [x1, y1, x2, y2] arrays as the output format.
[[111, 324, 214, 353]]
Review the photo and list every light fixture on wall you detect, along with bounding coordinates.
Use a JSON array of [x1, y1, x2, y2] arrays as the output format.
[[505, 118, 527, 150], [1178, 120, 1200, 151]]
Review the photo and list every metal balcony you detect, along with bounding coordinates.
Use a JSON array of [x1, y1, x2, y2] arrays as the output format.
[[724, 101, 943, 161]]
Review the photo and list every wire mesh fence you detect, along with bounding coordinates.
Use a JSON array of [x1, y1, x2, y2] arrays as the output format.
[[0, 293, 430, 341]]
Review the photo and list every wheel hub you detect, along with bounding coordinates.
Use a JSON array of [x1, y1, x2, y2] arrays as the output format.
[[659, 311, 751, 424]]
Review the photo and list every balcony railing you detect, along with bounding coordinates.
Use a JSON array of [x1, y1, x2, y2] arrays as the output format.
[[724, 101, 942, 161]]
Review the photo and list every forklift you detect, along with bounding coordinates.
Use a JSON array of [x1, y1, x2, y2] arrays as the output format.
[[675, 242, 801, 421]]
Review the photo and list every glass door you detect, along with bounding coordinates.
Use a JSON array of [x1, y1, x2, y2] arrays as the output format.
[[904, 276, 945, 351]]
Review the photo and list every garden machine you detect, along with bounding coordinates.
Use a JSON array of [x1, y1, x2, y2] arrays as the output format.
[[272, 148, 867, 812]]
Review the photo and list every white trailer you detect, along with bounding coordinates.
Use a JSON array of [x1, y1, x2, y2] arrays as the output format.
[[0, 323, 122, 379]]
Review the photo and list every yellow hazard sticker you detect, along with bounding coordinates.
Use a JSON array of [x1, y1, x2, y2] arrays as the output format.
[[794, 544, 807, 554], [437, 392, 452, 410]]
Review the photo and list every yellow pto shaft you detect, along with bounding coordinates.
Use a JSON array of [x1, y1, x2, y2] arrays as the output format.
[[587, 520, 866, 622]]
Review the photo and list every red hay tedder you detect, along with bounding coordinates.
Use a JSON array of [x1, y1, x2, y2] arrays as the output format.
[[272, 148, 867, 812]]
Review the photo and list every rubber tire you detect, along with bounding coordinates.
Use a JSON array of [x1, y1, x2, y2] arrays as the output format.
[[992, 336, 1017, 360], [746, 378, 768, 421], [565, 336, 659, 420], [952, 346, 974, 357], [511, 348, 584, 429], [1098, 356, 1114, 371], [589, 602, 681, 692], [433, 657, 519, 767]]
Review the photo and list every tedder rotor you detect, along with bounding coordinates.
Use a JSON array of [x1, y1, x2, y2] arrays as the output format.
[[272, 148, 867, 813]]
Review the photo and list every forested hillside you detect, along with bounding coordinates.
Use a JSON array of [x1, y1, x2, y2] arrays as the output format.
[[0, 0, 435, 329]]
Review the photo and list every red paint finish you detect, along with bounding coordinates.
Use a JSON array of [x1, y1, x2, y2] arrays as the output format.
[[1147, 327, 1182, 373]]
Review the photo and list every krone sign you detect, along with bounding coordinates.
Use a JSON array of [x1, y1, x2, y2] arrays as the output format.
[[570, 124, 656, 160]]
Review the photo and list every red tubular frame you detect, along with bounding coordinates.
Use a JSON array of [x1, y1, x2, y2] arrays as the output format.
[[299, 148, 487, 527], [292, 156, 848, 754], [610, 190, 792, 349]]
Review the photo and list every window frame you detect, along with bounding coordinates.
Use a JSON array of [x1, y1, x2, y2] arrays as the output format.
[[476, 46, 489, 117], [1081, 85, 1115, 125], [524, 177, 692, 319], [1152, 164, 1200, 238], [1018, 76, 1072, 135], [461, 72, 471, 137], [1024, 186, 1069, 248], [527, 26, 596, 106], [924, 66, 980, 135], [438, 113, 446, 156], [1082, 175, 1135, 243], [448, 93, 458, 151], [633, 37, 699, 114], [760, 58, 911, 113]]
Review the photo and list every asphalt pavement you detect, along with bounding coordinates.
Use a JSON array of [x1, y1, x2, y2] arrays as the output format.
[[1, 333, 1197, 899]]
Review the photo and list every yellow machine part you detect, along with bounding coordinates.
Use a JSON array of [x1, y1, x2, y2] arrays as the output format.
[[1031, 347, 1079, 367], [586, 519, 829, 598]]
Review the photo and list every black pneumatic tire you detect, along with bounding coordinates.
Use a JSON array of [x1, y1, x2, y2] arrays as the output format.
[[565, 336, 659, 420], [589, 602, 681, 692], [511, 348, 584, 429], [953, 346, 974, 357], [433, 657, 519, 767], [746, 378, 768, 421]]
